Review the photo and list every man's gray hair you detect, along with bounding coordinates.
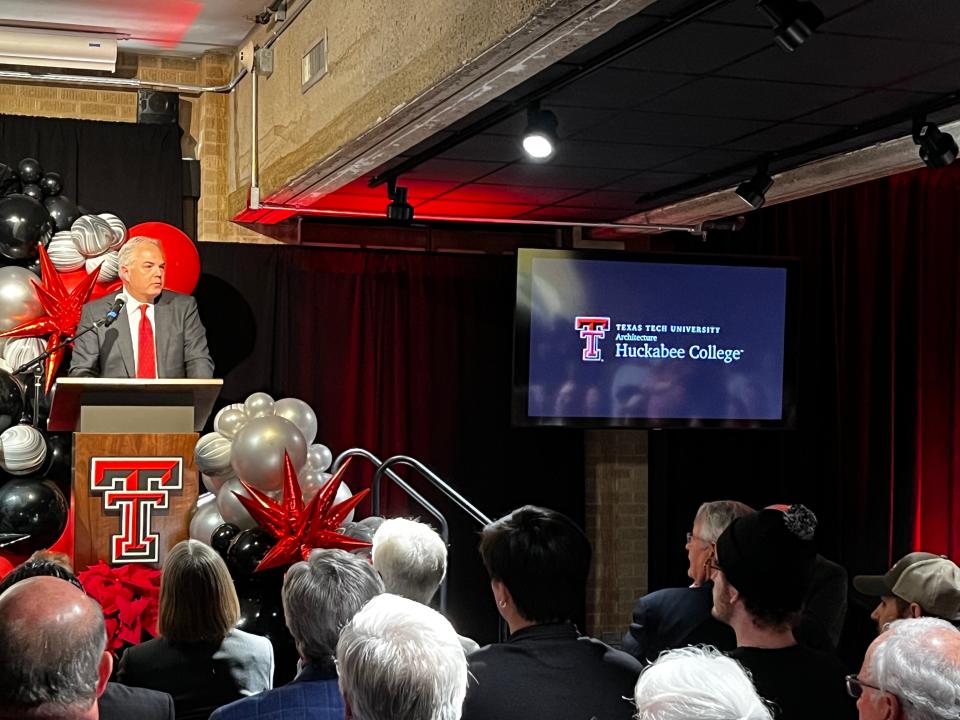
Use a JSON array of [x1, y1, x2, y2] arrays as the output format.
[[282, 548, 383, 665], [694, 500, 754, 543], [0, 579, 106, 717], [634, 645, 772, 720], [118, 236, 163, 270], [337, 593, 468, 720], [867, 617, 960, 720], [372, 518, 447, 605]]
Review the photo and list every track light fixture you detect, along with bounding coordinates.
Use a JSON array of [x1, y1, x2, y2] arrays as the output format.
[[522, 103, 559, 160], [735, 161, 774, 210], [386, 178, 414, 222], [913, 117, 958, 169], [756, 0, 824, 52]]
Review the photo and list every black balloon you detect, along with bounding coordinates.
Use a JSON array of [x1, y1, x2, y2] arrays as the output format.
[[17, 158, 42, 185], [21, 184, 42, 201], [0, 194, 48, 260], [39, 172, 62, 197], [0, 478, 68, 552], [39, 432, 72, 487], [227, 527, 276, 576], [0, 371, 25, 434], [43, 194, 80, 233], [210, 522, 240, 556]]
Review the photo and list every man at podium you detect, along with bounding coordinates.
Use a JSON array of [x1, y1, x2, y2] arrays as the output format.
[[69, 237, 214, 379]]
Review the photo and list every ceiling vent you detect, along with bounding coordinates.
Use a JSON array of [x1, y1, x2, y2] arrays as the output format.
[[0, 26, 117, 72], [301, 35, 327, 93]]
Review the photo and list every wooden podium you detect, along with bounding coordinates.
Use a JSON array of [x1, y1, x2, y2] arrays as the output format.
[[49, 378, 222, 569]]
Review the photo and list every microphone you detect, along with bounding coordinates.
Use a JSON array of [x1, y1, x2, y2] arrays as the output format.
[[103, 295, 126, 327]]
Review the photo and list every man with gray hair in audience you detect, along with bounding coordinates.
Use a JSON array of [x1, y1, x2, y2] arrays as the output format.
[[0, 576, 114, 720], [211, 548, 384, 720], [624, 500, 752, 660], [849, 617, 960, 720], [337, 593, 468, 720], [372, 516, 479, 654], [634, 645, 773, 720]]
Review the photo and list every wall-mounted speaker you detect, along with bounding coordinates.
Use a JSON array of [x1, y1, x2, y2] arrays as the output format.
[[137, 90, 179, 124]]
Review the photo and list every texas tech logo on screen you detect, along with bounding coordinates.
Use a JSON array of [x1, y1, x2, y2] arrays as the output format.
[[90, 457, 183, 564], [575, 316, 611, 361]]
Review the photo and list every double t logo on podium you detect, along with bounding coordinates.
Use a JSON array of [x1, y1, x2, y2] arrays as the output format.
[[89, 457, 184, 564]]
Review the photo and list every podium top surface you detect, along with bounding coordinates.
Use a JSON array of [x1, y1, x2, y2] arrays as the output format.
[[48, 378, 223, 432]]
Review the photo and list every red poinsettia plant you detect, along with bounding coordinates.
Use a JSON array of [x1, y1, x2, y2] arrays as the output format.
[[78, 561, 161, 654]]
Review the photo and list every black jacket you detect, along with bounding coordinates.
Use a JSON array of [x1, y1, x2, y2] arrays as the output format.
[[99, 682, 175, 720]]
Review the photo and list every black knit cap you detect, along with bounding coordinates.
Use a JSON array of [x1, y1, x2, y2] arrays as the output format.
[[715, 505, 817, 613]]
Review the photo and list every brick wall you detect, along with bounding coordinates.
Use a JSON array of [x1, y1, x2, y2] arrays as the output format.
[[584, 429, 649, 644]]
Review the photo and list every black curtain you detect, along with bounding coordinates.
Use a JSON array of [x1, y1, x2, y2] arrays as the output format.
[[0, 114, 183, 227], [195, 243, 585, 644]]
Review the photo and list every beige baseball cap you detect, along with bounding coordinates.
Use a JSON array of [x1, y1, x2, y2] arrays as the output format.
[[890, 558, 960, 619]]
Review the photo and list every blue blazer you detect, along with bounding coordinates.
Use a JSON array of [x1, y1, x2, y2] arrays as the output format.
[[210, 661, 344, 720]]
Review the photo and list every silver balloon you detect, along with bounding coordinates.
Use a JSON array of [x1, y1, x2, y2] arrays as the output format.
[[71, 214, 114, 257], [230, 415, 307, 492], [0, 266, 43, 332], [0, 423, 46, 475], [189, 495, 225, 545], [98, 213, 127, 250], [3, 337, 44, 370], [298, 468, 354, 521], [214, 405, 249, 440], [244, 392, 275, 418], [47, 231, 85, 271], [194, 431, 233, 475], [84, 250, 120, 283], [216, 478, 257, 530], [274, 398, 318, 445], [306, 443, 333, 472], [202, 470, 229, 494]]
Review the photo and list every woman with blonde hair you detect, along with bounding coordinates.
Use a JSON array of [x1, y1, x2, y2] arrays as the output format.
[[116, 540, 273, 720]]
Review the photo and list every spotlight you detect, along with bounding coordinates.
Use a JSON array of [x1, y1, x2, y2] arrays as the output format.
[[386, 178, 414, 222], [913, 119, 958, 168], [735, 162, 774, 210], [522, 104, 559, 160], [756, 0, 824, 52]]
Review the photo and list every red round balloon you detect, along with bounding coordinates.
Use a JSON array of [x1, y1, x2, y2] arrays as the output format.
[[0, 554, 13, 580], [127, 222, 201, 294]]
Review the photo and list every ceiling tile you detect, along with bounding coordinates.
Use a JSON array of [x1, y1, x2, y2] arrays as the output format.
[[824, 0, 960, 44], [561, 13, 663, 65], [415, 199, 538, 219], [410, 158, 507, 183], [603, 170, 701, 192], [442, 134, 524, 163], [650, 147, 756, 174], [795, 89, 937, 126], [582, 111, 772, 146], [702, 0, 866, 26], [721, 34, 960, 88], [477, 163, 632, 189], [517, 205, 626, 222], [610, 21, 773, 74], [556, 189, 644, 209], [643, 76, 856, 121], [484, 106, 613, 138], [551, 139, 697, 170], [437, 184, 576, 205], [893, 59, 960, 93], [722, 122, 843, 151]]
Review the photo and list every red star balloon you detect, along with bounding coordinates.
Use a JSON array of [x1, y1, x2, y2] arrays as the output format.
[[233, 453, 371, 572], [0, 244, 100, 394]]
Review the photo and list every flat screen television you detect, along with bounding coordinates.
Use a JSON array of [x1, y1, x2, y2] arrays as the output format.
[[512, 248, 799, 429]]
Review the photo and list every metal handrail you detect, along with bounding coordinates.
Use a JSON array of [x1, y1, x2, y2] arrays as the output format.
[[372, 455, 493, 527], [332, 448, 451, 611]]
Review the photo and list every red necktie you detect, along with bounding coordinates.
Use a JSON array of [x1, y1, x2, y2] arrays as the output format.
[[137, 303, 157, 379]]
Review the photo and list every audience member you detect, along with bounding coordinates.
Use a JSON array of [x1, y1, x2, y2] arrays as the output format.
[[0, 576, 112, 720], [337, 593, 468, 720], [853, 552, 960, 634], [765, 504, 849, 652], [713, 505, 854, 719], [116, 540, 273, 720], [849, 617, 960, 720], [462, 505, 641, 720], [623, 500, 750, 660], [211, 548, 383, 720], [0, 556, 174, 720], [372, 517, 479, 654], [634, 645, 773, 720]]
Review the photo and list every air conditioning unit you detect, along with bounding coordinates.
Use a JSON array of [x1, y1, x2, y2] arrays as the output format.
[[0, 26, 118, 72]]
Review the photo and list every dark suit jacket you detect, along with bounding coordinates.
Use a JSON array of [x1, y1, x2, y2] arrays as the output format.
[[210, 661, 343, 720], [116, 629, 273, 720], [462, 623, 642, 720], [68, 290, 214, 378], [622, 582, 735, 662], [99, 681, 175, 720]]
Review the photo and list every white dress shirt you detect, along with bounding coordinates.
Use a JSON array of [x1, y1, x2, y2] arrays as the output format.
[[122, 293, 158, 377]]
